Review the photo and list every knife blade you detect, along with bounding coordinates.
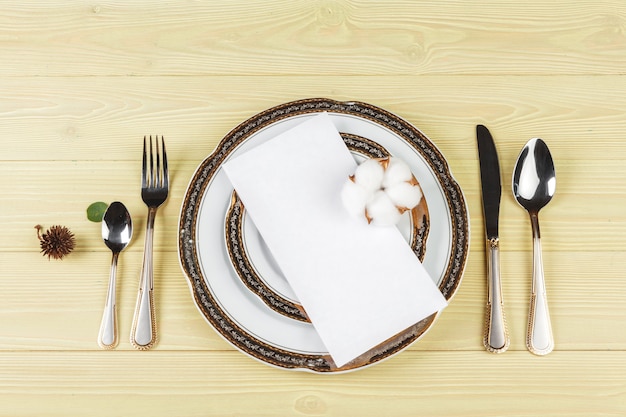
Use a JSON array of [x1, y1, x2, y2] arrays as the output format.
[[476, 124, 510, 353]]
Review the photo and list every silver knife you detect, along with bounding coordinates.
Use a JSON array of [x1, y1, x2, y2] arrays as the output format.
[[476, 125, 510, 353]]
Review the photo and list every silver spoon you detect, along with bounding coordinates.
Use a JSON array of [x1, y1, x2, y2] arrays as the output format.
[[512, 138, 556, 355], [98, 201, 133, 349]]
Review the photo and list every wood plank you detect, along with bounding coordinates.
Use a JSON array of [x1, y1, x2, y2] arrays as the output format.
[[0, 351, 623, 417], [1, 250, 624, 352], [2, 1, 626, 76], [1, 76, 626, 162]]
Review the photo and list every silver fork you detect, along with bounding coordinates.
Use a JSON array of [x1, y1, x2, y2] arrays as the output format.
[[131, 135, 169, 350]]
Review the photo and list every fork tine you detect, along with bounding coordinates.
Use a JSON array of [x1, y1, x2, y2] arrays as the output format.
[[142, 136, 169, 190], [149, 135, 155, 188], [155, 135, 161, 187], [142, 136, 148, 188], [161, 136, 168, 189]]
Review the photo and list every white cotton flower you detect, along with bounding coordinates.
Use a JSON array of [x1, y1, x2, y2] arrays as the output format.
[[365, 190, 402, 226], [353, 158, 384, 191], [382, 157, 413, 188], [385, 181, 423, 210], [341, 180, 369, 219], [341, 156, 424, 226]]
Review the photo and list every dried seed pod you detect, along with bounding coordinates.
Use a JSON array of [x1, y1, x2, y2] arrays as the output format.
[[35, 225, 76, 260]]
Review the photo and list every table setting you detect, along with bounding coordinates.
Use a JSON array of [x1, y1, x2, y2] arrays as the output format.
[[1, 1, 626, 416]]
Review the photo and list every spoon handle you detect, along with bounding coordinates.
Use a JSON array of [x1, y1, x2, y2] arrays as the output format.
[[484, 238, 510, 353], [527, 212, 554, 355], [131, 207, 158, 350], [98, 252, 119, 349]]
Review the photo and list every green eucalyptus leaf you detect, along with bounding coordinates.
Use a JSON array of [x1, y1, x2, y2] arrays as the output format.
[[87, 201, 108, 222]]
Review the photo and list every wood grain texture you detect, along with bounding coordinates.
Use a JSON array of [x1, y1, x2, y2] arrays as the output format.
[[2, 1, 626, 416], [2, 75, 626, 162], [2, 0, 626, 76], [0, 351, 623, 417]]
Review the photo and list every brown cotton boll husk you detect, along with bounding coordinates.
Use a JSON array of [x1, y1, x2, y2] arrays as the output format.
[[35, 225, 76, 260]]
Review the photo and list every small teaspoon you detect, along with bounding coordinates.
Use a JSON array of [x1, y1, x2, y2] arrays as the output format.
[[512, 138, 556, 355], [98, 202, 133, 349]]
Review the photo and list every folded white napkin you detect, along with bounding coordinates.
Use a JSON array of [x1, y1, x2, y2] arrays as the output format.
[[223, 113, 447, 367]]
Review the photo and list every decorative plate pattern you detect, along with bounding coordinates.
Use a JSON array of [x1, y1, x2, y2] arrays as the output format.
[[178, 98, 469, 373], [225, 132, 430, 322]]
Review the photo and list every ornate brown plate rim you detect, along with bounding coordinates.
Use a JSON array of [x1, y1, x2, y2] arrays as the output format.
[[178, 98, 469, 373]]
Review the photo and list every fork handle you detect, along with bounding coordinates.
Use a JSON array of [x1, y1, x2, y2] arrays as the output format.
[[131, 207, 158, 350]]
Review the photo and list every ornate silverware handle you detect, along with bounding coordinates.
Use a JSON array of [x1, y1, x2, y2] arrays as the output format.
[[98, 252, 119, 349], [131, 207, 157, 350], [484, 238, 510, 353], [527, 213, 554, 355]]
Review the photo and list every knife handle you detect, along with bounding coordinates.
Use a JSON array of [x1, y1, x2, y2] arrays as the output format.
[[484, 238, 510, 353]]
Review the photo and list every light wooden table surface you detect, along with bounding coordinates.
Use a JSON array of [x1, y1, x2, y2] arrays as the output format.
[[1, 1, 625, 416]]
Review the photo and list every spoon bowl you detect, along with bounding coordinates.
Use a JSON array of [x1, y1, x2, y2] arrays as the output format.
[[102, 203, 133, 253], [513, 139, 556, 213], [98, 201, 133, 349], [512, 138, 556, 355]]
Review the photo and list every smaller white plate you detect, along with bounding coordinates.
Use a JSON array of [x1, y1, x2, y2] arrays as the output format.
[[226, 133, 430, 322]]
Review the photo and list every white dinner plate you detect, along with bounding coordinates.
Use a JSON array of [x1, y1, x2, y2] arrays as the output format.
[[178, 98, 469, 373]]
